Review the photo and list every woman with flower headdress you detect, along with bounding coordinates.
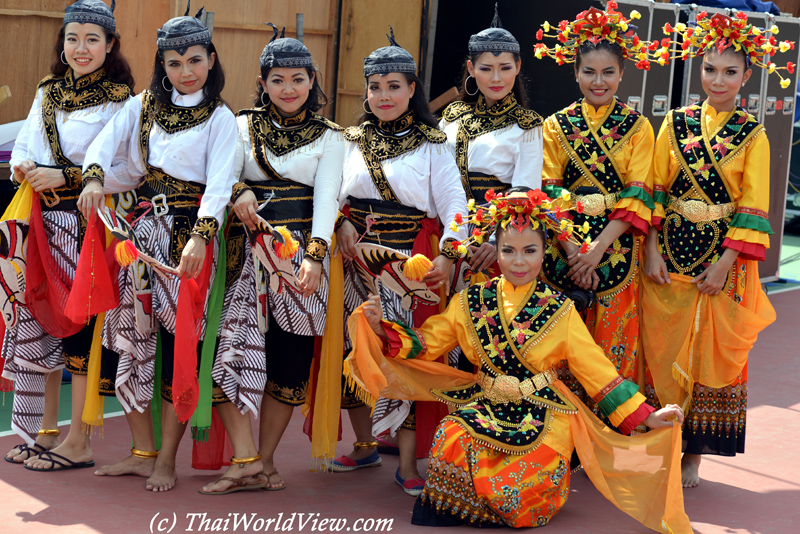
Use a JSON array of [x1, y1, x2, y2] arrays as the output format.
[[330, 28, 468, 497], [3, 0, 134, 471], [439, 3, 543, 279], [641, 11, 782, 488], [534, 1, 660, 428], [198, 24, 344, 494], [343, 187, 691, 531], [77, 3, 237, 491]]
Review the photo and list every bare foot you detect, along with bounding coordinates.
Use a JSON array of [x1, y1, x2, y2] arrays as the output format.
[[6, 434, 60, 463], [146, 459, 177, 492], [95, 454, 155, 477], [24, 441, 92, 470], [263, 460, 285, 490], [681, 453, 701, 488], [200, 459, 265, 494]]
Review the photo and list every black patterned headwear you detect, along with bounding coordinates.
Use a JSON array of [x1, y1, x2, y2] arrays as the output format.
[[467, 3, 520, 56], [156, 0, 212, 56], [63, 0, 117, 34], [260, 23, 314, 69], [363, 27, 417, 78]]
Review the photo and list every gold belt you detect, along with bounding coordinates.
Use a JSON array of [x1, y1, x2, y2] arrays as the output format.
[[477, 368, 558, 405], [574, 192, 619, 217], [667, 196, 736, 223]]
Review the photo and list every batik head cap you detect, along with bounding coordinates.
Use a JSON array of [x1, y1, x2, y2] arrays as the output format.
[[260, 23, 314, 69], [468, 3, 520, 56], [451, 189, 592, 255], [363, 26, 417, 78], [156, 0, 212, 56], [64, 0, 116, 34], [662, 12, 796, 88], [534, 1, 654, 70]]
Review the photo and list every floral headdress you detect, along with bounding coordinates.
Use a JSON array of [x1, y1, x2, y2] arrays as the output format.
[[661, 12, 795, 88], [534, 1, 654, 70], [451, 189, 592, 255]]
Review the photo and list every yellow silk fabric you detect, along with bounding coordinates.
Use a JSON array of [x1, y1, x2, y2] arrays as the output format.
[[1, 181, 34, 221], [640, 266, 775, 411], [302, 234, 345, 468], [543, 99, 656, 222], [652, 101, 771, 247], [557, 382, 692, 534]]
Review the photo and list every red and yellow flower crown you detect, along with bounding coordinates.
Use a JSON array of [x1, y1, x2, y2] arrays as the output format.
[[534, 1, 655, 70], [451, 189, 592, 254], [662, 12, 795, 88]]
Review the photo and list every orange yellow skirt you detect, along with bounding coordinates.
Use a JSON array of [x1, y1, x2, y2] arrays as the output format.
[[415, 419, 570, 527], [557, 275, 659, 427]]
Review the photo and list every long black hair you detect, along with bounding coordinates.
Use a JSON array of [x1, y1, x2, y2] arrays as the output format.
[[149, 42, 225, 106], [254, 65, 328, 111], [51, 26, 135, 90], [357, 72, 438, 127], [456, 51, 528, 107]]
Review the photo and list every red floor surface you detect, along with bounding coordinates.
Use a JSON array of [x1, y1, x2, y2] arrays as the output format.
[[1, 290, 798, 533]]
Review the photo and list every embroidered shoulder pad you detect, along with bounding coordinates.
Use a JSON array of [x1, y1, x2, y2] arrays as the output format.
[[417, 123, 447, 143], [344, 125, 364, 141], [441, 100, 473, 123], [509, 107, 544, 130], [37, 75, 59, 90], [101, 79, 132, 102], [310, 113, 344, 132]]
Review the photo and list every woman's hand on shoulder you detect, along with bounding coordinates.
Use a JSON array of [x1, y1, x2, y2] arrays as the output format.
[[644, 404, 684, 429], [469, 242, 497, 273]]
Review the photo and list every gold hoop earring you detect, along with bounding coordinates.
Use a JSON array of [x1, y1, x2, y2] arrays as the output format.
[[162, 76, 173, 93], [61, 51, 69, 65], [362, 99, 371, 114]]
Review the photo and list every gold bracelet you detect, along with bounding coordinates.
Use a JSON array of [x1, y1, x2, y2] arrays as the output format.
[[230, 453, 262, 467], [38, 429, 61, 436], [353, 441, 378, 450], [131, 447, 159, 459]]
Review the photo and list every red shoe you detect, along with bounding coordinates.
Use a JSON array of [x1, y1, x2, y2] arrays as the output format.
[[329, 451, 382, 472], [395, 468, 425, 497]]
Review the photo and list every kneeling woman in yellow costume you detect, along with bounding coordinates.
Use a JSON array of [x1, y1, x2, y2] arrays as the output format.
[[642, 13, 783, 488], [345, 188, 691, 531]]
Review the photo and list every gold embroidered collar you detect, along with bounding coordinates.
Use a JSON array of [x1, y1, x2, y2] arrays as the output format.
[[376, 111, 414, 134], [39, 68, 130, 112], [268, 104, 309, 127], [246, 106, 339, 158], [155, 97, 222, 134], [474, 93, 517, 117]]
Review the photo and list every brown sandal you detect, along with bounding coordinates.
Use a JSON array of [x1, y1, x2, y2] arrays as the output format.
[[262, 469, 286, 491], [198, 470, 269, 495]]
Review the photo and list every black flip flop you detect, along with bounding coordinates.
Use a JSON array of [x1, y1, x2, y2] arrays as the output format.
[[23, 450, 95, 471], [4, 443, 47, 464]]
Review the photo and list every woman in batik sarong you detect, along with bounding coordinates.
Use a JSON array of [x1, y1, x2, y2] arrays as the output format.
[[330, 29, 468, 496], [345, 188, 690, 531], [4, 0, 133, 471], [642, 12, 782, 487], [198, 25, 344, 494], [535, 2, 659, 425], [439, 4, 543, 276], [78, 7, 237, 491]]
